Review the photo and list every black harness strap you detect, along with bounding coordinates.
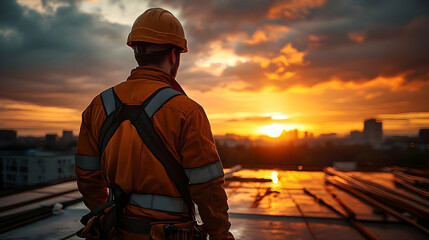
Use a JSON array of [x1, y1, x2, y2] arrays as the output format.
[[132, 103, 195, 219], [80, 200, 114, 225], [98, 88, 124, 156], [95, 87, 194, 219]]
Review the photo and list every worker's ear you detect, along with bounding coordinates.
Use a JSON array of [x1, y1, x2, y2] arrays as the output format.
[[169, 48, 179, 65]]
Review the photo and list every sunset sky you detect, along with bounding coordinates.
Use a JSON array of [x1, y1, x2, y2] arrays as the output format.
[[1, 0, 428, 137]]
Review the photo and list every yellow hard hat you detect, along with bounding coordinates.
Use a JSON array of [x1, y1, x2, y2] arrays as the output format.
[[127, 8, 188, 53]]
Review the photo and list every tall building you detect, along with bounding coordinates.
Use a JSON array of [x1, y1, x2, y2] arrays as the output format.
[[62, 130, 73, 144], [45, 134, 58, 146], [364, 119, 383, 144], [418, 129, 429, 143]]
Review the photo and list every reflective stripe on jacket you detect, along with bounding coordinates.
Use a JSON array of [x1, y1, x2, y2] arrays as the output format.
[[75, 66, 232, 240]]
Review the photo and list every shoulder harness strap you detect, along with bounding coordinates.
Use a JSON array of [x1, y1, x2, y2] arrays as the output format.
[[100, 87, 123, 116], [144, 87, 182, 118], [98, 87, 181, 156], [98, 87, 124, 156], [132, 88, 195, 219], [97, 87, 195, 218]]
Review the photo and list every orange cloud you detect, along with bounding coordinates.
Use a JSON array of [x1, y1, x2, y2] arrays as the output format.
[[267, 0, 325, 19], [0, 100, 81, 136], [307, 34, 323, 48], [184, 71, 429, 137], [348, 31, 366, 43], [244, 25, 289, 45], [3, 0, 429, 138], [309, 35, 321, 42], [225, 43, 306, 84], [287, 75, 428, 94], [279, 43, 306, 65]]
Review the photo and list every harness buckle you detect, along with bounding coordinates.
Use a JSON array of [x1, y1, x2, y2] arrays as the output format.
[[112, 186, 129, 208], [164, 224, 191, 240]]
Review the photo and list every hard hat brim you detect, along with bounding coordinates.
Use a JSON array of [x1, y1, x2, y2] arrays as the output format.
[[127, 28, 188, 53]]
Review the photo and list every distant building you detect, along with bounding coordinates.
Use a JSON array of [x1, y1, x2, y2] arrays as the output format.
[[319, 133, 337, 139], [349, 130, 364, 144], [62, 130, 73, 144], [418, 129, 429, 143], [0, 150, 75, 188], [45, 134, 58, 146], [17, 136, 45, 146], [0, 129, 17, 147], [303, 131, 314, 139], [279, 129, 299, 140], [383, 136, 413, 150], [364, 119, 383, 145], [215, 134, 252, 148]]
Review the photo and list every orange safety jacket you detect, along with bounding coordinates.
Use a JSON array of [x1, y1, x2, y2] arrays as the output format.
[[75, 66, 234, 239]]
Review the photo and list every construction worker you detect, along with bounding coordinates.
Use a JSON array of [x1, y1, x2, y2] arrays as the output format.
[[75, 8, 234, 240]]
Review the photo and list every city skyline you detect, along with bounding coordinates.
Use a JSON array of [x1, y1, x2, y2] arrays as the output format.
[[1, 118, 428, 140], [1, 0, 428, 137]]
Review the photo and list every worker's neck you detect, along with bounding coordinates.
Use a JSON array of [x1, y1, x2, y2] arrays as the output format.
[[142, 62, 173, 78], [157, 61, 172, 77]]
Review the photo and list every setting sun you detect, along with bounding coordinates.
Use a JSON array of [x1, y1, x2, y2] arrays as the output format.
[[260, 123, 290, 138], [271, 171, 279, 184]]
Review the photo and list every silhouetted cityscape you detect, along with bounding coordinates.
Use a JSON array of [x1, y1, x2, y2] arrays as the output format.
[[0, 118, 428, 189]]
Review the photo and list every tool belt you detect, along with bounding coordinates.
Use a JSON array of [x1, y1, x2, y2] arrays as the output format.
[[117, 216, 206, 240], [76, 187, 206, 240]]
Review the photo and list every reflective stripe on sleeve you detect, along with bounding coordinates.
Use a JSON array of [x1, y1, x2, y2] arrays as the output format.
[[100, 88, 116, 116], [144, 88, 181, 118], [184, 160, 224, 185], [129, 193, 189, 213], [75, 154, 100, 170]]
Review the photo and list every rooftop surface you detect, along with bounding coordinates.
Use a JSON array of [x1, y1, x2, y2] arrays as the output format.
[[0, 169, 427, 239]]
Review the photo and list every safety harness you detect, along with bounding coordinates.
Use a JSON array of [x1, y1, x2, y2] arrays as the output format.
[[80, 87, 196, 237]]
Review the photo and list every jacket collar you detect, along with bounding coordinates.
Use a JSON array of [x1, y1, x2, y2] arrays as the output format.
[[127, 66, 186, 95]]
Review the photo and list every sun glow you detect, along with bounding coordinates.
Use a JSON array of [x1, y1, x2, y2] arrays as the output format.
[[263, 112, 290, 120], [271, 171, 279, 184], [0, 99, 81, 136], [259, 123, 293, 138]]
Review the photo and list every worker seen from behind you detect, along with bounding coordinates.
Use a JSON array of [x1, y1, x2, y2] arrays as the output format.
[[75, 8, 234, 240]]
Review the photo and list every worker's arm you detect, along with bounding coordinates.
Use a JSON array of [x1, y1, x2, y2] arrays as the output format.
[[75, 105, 108, 210], [180, 107, 234, 240]]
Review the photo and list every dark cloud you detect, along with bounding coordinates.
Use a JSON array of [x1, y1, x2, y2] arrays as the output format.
[[154, 0, 429, 91], [148, 0, 277, 52], [221, 62, 270, 91], [1, 0, 429, 109], [179, 69, 228, 92], [0, 0, 134, 108], [152, 0, 276, 23], [287, 0, 429, 87]]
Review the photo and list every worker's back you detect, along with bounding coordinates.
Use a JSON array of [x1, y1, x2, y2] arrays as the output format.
[[75, 7, 234, 240], [76, 66, 232, 239]]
